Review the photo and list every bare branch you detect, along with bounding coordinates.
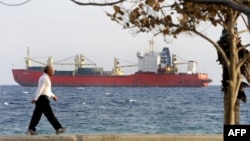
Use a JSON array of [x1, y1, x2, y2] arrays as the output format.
[[237, 53, 250, 70], [185, 0, 250, 29], [238, 29, 249, 35], [0, 0, 32, 6], [243, 43, 250, 48], [71, 0, 126, 6], [240, 14, 249, 29], [191, 28, 230, 68]]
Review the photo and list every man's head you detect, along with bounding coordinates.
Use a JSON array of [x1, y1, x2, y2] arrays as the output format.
[[44, 65, 54, 77]]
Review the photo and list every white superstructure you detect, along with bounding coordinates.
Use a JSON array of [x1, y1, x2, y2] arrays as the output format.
[[136, 41, 198, 74], [137, 49, 160, 73]]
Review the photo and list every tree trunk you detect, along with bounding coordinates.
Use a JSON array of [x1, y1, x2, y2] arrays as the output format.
[[224, 12, 241, 125], [235, 99, 240, 124], [224, 89, 235, 124], [223, 66, 241, 125]]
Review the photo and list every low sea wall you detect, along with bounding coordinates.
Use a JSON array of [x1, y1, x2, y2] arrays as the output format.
[[0, 134, 223, 141]]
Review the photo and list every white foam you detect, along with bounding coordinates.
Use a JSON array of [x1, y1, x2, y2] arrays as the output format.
[[22, 91, 29, 94], [129, 99, 136, 102], [76, 87, 85, 90]]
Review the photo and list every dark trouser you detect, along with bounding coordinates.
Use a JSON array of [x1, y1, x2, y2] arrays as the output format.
[[28, 95, 62, 131]]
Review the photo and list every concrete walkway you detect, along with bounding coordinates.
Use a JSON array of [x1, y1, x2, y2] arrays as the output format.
[[0, 134, 223, 141]]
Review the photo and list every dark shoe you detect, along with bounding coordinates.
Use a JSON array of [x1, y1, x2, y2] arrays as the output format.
[[26, 129, 38, 135], [56, 127, 66, 135]]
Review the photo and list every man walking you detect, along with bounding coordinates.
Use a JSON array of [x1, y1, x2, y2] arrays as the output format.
[[26, 65, 66, 135]]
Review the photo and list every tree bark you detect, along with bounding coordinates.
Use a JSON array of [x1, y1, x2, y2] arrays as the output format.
[[223, 10, 241, 125], [224, 89, 235, 124], [235, 99, 240, 124]]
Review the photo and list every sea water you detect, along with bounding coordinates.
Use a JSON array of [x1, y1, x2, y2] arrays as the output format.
[[0, 85, 250, 135]]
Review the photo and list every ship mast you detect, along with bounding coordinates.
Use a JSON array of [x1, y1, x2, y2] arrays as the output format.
[[47, 56, 53, 66], [25, 47, 31, 69], [149, 40, 154, 53]]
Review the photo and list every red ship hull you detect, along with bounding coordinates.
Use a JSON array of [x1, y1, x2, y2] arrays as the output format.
[[12, 69, 212, 87]]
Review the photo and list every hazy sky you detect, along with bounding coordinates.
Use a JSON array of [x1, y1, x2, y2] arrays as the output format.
[[1, 0, 250, 86]]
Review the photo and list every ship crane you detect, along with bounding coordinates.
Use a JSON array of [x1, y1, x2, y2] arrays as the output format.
[[112, 57, 138, 75], [53, 54, 97, 73], [25, 57, 47, 66], [25, 48, 96, 72], [25, 48, 53, 69], [119, 64, 138, 68], [161, 54, 194, 74], [53, 55, 96, 66], [174, 62, 189, 65], [171, 54, 197, 74]]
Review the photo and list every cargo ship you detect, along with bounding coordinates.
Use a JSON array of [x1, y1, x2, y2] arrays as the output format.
[[12, 43, 212, 87]]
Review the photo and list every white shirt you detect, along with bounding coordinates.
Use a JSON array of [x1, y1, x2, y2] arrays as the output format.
[[33, 73, 55, 100]]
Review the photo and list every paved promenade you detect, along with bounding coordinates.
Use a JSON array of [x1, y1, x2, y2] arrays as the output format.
[[0, 134, 223, 141]]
